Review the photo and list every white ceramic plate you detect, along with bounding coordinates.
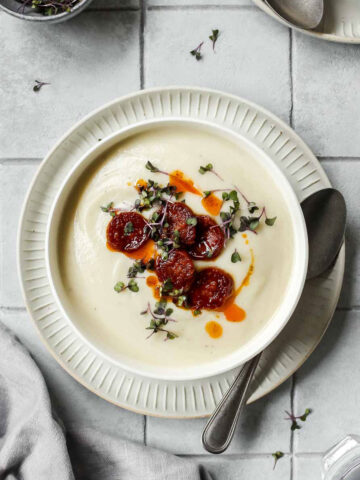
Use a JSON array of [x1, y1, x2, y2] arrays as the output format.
[[18, 87, 344, 417], [253, 0, 360, 44]]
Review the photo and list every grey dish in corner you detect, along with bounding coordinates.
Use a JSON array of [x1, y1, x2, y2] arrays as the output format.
[[0, 0, 93, 23]]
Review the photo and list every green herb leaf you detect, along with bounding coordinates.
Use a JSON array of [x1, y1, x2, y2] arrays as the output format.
[[265, 216, 277, 226], [145, 160, 160, 173], [272, 451, 284, 470], [127, 279, 139, 292], [162, 278, 174, 294], [249, 219, 259, 231], [100, 201, 114, 213], [124, 221, 134, 235], [186, 217, 198, 226], [231, 250, 241, 263], [199, 163, 213, 175], [33, 80, 50, 92], [114, 281, 126, 293], [209, 29, 220, 50], [248, 202, 259, 214], [193, 309, 202, 316], [299, 408, 312, 422], [203, 190, 212, 198]]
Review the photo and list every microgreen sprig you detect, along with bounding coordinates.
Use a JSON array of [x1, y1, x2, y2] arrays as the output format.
[[209, 29, 220, 51], [190, 42, 204, 61], [114, 279, 139, 293], [199, 163, 223, 181], [285, 408, 312, 431], [272, 451, 284, 470], [33, 79, 50, 92], [141, 301, 178, 340]]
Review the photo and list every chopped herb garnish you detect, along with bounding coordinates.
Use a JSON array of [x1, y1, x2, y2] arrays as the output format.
[[203, 190, 212, 198], [285, 408, 312, 431], [231, 249, 241, 263], [124, 221, 134, 235], [272, 451, 284, 470], [193, 309, 202, 316], [209, 29, 220, 51], [190, 42, 204, 61], [186, 217, 198, 226], [33, 80, 50, 92]]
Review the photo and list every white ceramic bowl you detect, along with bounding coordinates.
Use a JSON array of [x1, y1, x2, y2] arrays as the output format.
[[46, 118, 308, 381]]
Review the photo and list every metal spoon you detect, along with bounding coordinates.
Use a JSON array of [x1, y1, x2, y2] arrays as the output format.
[[202, 188, 346, 454], [264, 0, 324, 30]]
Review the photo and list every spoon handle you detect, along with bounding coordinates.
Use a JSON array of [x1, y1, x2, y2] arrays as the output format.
[[202, 353, 261, 454]]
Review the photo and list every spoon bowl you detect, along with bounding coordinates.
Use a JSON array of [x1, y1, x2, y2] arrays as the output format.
[[265, 0, 324, 30]]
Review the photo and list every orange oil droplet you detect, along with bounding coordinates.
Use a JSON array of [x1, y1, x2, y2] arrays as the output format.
[[135, 178, 147, 192], [201, 193, 223, 216], [127, 181, 132, 186], [146, 274, 161, 299], [169, 170, 202, 196], [222, 303, 246, 322], [123, 240, 155, 263], [205, 321, 223, 338], [216, 248, 254, 322], [242, 233, 247, 239]]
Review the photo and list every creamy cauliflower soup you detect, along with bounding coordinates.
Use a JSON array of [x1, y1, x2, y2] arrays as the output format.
[[57, 126, 294, 368]]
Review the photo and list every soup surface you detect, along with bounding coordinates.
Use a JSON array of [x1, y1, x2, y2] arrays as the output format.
[[58, 126, 294, 368]]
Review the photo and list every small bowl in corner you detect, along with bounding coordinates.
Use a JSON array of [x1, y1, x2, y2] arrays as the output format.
[[0, 0, 93, 23]]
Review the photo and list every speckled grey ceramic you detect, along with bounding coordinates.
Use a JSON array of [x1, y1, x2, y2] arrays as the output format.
[[0, 0, 92, 23]]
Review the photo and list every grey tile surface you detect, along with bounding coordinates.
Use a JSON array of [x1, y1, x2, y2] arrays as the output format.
[[144, 8, 291, 122], [320, 159, 360, 308], [197, 454, 291, 479], [0, 11, 140, 158], [0, 310, 145, 442], [294, 310, 360, 453], [148, 0, 252, 6], [293, 455, 322, 480], [147, 380, 291, 454], [0, 161, 39, 308], [0, 2, 359, 478], [293, 33, 360, 157], [91, 0, 139, 8]]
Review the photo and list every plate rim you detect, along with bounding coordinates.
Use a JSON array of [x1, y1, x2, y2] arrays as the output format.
[[17, 85, 345, 417], [252, 0, 360, 44]]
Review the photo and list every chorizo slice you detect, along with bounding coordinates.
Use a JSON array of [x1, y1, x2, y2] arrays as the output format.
[[159, 202, 197, 245], [106, 212, 149, 252], [188, 215, 225, 260], [188, 267, 234, 310], [155, 249, 195, 292]]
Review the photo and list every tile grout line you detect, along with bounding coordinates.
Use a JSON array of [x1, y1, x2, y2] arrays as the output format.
[[289, 373, 296, 480], [140, 0, 146, 89], [143, 414, 147, 446], [289, 27, 294, 129], [147, 4, 257, 10]]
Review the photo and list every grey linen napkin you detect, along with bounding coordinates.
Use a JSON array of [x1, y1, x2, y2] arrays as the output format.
[[0, 321, 211, 480]]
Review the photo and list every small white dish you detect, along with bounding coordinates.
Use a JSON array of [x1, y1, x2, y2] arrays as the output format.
[[254, 0, 360, 44], [46, 118, 308, 381]]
